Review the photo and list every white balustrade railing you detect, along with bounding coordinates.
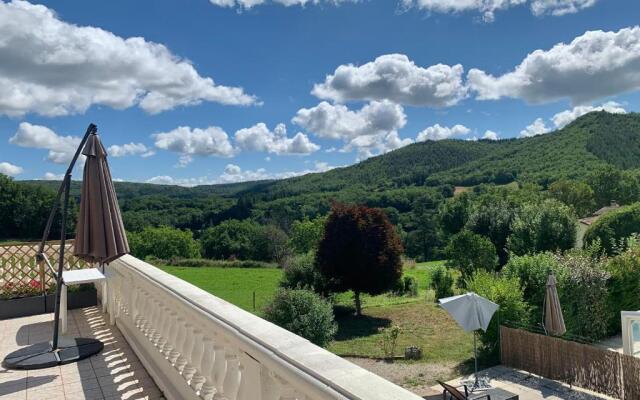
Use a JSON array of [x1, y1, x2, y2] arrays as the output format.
[[104, 255, 423, 400]]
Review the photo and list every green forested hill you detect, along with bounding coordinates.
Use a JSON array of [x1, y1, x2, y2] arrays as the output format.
[[8, 111, 640, 260]]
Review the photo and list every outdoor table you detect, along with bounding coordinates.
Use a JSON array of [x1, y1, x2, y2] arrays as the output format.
[[473, 387, 519, 400], [60, 268, 106, 333]]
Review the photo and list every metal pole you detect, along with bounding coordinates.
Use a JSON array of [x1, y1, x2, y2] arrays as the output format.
[[52, 174, 71, 351], [474, 331, 479, 389]]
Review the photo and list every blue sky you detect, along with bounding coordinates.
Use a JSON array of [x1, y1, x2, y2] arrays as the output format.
[[0, 0, 638, 185]]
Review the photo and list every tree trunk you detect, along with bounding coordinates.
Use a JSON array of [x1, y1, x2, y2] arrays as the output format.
[[354, 291, 362, 316]]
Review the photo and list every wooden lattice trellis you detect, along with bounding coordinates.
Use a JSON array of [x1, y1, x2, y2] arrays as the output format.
[[0, 240, 89, 299]]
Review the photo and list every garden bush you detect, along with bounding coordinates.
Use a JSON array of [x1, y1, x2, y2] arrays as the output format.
[[128, 226, 200, 260], [279, 252, 333, 296], [430, 266, 454, 301], [466, 271, 530, 362], [502, 252, 564, 324], [264, 289, 337, 347], [584, 202, 640, 255], [605, 236, 640, 334], [556, 251, 610, 341]]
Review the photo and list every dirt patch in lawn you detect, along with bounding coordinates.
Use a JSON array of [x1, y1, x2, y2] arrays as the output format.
[[345, 357, 456, 397]]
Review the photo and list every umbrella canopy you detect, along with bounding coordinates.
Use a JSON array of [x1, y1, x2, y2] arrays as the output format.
[[74, 132, 129, 264], [544, 274, 566, 336], [439, 292, 499, 332]]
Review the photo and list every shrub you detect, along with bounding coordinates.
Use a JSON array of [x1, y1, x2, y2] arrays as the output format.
[[556, 252, 610, 341], [279, 252, 333, 296], [446, 230, 498, 286], [264, 289, 337, 347], [403, 276, 419, 297], [605, 237, 640, 334], [380, 325, 401, 358], [502, 252, 564, 324], [200, 219, 262, 260], [584, 202, 640, 255], [466, 271, 530, 361], [316, 203, 403, 316], [127, 226, 200, 260], [430, 266, 454, 301]]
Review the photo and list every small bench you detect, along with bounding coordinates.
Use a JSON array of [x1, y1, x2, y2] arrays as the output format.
[[60, 268, 106, 333]]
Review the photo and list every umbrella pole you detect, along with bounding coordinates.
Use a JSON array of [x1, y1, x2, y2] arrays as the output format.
[[51, 175, 71, 351], [474, 331, 479, 389]]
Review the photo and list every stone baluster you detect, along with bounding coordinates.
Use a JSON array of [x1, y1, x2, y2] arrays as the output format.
[[199, 336, 216, 400], [145, 297, 160, 339], [175, 322, 193, 373], [189, 328, 207, 391], [157, 307, 175, 354], [182, 328, 202, 382], [221, 346, 241, 400], [168, 316, 185, 365], [237, 352, 262, 400], [211, 339, 227, 399], [149, 299, 164, 345]]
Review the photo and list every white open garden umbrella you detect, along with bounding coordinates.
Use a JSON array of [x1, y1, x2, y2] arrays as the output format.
[[439, 292, 499, 390]]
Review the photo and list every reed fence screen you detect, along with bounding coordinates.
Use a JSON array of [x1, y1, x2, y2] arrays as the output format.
[[0, 241, 89, 299], [500, 326, 640, 399]]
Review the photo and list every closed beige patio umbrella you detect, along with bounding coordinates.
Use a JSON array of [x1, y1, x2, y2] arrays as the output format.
[[74, 131, 129, 264], [544, 273, 566, 336]]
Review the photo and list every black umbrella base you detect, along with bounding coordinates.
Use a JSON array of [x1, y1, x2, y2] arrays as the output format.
[[2, 337, 103, 370]]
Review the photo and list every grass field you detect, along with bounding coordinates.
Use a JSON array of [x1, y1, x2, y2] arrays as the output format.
[[160, 260, 473, 385], [158, 266, 281, 316]]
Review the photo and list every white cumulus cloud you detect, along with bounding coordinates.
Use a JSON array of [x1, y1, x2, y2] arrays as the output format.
[[107, 143, 155, 158], [43, 172, 64, 180], [482, 130, 499, 140], [234, 123, 320, 155], [293, 100, 410, 159], [468, 27, 640, 105], [153, 126, 236, 165], [0, 161, 23, 176], [519, 118, 550, 137], [401, 0, 597, 22], [551, 101, 627, 129], [9, 122, 81, 164], [0, 0, 257, 117], [312, 54, 467, 107], [145, 161, 337, 187], [416, 124, 471, 141]]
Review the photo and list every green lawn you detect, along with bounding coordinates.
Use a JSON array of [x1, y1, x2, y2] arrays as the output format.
[[160, 260, 473, 384], [158, 266, 282, 316]]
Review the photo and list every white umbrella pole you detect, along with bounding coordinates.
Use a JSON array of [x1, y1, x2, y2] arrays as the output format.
[[474, 331, 479, 389]]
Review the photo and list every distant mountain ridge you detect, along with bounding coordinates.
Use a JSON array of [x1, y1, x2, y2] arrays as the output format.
[[25, 112, 640, 201]]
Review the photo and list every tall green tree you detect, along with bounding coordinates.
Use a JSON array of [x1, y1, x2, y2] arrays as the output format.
[[289, 217, 325, 254], [507, 199, 577, 256], [128, 226, 200, 260], [316, 203, 403, 316], [200, 219, 262, 260], [549, 180, 596, 217], [446, 230, 498, 285]]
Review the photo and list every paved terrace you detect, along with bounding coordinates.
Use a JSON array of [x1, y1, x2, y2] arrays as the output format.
[[0, 307, 163, 400]]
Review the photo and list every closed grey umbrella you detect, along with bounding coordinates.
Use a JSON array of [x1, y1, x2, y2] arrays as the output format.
[[544, 273, 566, 336], [74, 131, 129, 264]]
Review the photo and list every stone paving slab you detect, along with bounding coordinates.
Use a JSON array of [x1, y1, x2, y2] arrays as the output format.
[[0, 307, 164, 400], [426, 366, 616, 400]]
